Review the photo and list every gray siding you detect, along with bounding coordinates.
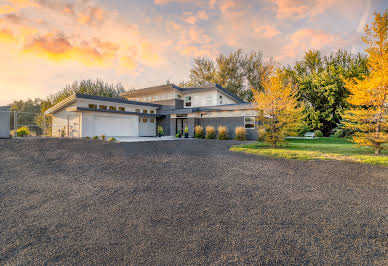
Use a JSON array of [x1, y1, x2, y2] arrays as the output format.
[[0, 107, 10, 138], [197, 117, 258, 140], [157, 115, 171, 136]]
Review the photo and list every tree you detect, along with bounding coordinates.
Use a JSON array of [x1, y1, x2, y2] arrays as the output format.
[[286, 49, 368, 135], [9, 98, 42, 133], [35, 79, 125, 135], [181, 49, 269, 102], [342, 11, 388, 154], [252, 67, 305, 147]]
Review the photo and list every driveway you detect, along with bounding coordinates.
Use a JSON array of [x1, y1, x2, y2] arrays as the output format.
[[0, 138, 387, 265]]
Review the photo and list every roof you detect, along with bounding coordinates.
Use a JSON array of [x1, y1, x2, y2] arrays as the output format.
[[0, 106, 10, 111], [45, 93, 160, 115], [121, 83, 245, 103]]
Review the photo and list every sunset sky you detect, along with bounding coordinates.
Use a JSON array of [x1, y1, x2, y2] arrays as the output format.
[[0, 0, 386, 105]]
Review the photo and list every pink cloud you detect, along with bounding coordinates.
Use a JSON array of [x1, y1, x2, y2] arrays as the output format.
[[273, 0, 336, 20], [279, 28, 345, 60]]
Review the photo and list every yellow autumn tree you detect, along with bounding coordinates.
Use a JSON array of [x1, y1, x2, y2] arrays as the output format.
[[342, 11, 388, 155], [252, 68, 304, 147]]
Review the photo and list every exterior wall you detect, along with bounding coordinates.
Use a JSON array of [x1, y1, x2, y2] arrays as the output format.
[[156, 99, 184, 110], [170, 118, 176, 136], [197, 117, 259, 140], [190, 109, 258, 118], [138, 117, 156, 137], [184, 91, 218, 108], [82, 112, 139, 137], [51, 103, 80, 137], [0, 107, 10, 138], [157, 115, 171, 136], [217, 91, 238, 105]]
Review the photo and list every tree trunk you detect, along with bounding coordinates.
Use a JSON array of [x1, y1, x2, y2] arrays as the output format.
[[375, 144, 381, 155]]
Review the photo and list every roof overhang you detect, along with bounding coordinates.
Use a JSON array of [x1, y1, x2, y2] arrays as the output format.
[[121, 84, 177, 98], [44, 94, 77, 115]]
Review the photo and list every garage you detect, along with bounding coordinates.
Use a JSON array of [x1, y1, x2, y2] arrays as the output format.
[[82, 112, 139, 137]]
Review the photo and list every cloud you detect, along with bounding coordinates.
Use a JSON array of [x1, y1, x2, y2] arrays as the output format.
[[253, 24, 281, 38], [22, 33, 115, 66], [273, 0, 336, 20], [184, 10, 208, 24], [154, 0, 193, 5], [356, 0, 371, 32], [279, 28, 345, 60], [0, 28, 16, 42]]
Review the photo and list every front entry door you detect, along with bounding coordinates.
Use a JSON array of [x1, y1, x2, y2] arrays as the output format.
[[176, 118, 188, 135]]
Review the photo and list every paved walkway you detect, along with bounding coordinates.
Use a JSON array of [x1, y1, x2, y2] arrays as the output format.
[[115, 136, 185, 142]]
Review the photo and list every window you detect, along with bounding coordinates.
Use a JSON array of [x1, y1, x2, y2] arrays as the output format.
[[109, 106, 116, 111], [99, 105, 107, 110], [150, 110, 155, 114], [177, 94, 182, 99], [88, 104, 97, 109], [150, 118, 155, 123], [143, 118, 147, 123], [244, 117, 255, 129], [118, 107, 125, 112], [143, 109, 148, 113], [219, 95, 223, 104], [185, 96, 192, 107], [135, 109, 140, 113]]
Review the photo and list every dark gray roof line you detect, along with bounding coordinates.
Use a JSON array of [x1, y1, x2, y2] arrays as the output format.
[[75, 93, 161, 108]]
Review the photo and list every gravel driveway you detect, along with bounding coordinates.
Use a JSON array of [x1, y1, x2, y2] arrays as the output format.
[[0, 138, 387, 265]]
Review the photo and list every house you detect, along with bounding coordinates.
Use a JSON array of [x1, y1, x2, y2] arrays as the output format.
[[45, 83, 259, 139]]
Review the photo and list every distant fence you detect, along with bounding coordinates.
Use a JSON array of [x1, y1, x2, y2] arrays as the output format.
[[0, 111, 80, 138]]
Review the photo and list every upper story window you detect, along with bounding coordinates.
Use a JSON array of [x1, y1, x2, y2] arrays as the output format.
[[99, 105, 107, 110], [244, 117, 255, 129], [89, 104, 97, 109], [118, 107, 125, 112], [109, 106, 116, 111], [177, 94, 182, 99], [219, 95, 223, 104], [185, 96, 192, 107], [150, 110, 155, 114], [135, 108, 140, 113], [143, 109, 148, 113]]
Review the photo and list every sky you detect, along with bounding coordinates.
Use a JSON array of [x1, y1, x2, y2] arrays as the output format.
[[0, 0, 386, 105]]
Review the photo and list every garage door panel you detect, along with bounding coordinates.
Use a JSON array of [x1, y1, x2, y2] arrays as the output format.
[[83, 113, 138, 137]]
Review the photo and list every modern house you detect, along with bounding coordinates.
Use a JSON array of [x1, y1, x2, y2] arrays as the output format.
[[45, 83, 259, 139]]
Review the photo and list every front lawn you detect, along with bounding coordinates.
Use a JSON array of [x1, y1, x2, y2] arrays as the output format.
[[230, 138, 388, 166]]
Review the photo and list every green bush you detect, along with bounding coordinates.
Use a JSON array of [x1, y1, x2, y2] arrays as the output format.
[[157, 126, 164, 136], [217, 126, 228, 140], [333, 129, 344, 138], [194, 125, 203, 138], [17, 126, 30, 137], [184, 127, 188, 134], [93, 136, 99, 140], [176, 133, 181, 138], [235, 127, 246, 141], [85, 136, 90, 139], [314, 130, 323, 137], [205, 126, 216, 139], [108, 137, 116, 142], [101, 134, 106, 140]]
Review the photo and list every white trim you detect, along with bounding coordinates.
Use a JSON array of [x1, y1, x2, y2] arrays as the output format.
[[44, 94, 77, 115]]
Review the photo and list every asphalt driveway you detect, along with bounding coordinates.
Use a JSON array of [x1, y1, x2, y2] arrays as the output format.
[[0, 138, 387, 265]]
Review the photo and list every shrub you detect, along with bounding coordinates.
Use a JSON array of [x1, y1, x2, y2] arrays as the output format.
[[93, 136, 99, 140], [333, 129, 344, 138], [157, 126, 164, 136], [176, 133, 181, 138], [258, 127, 266, 141], [217, 126, 228, 140], [108, 137, 116, 142], [85, 136, 90, 139], [314, 130, 323, 137], [194, 125, 203, 138], [101, 134, 106, 140], [235, 127, 246, 141], [17, 126, 30, 137], [184, 127, 188, 134], [205, 126, 216, 139]]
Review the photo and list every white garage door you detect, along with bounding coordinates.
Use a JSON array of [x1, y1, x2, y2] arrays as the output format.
[[82, 113, 138, 137]]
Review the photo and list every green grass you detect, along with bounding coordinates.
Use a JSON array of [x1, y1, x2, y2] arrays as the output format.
[[230, 138, 388, 166]]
